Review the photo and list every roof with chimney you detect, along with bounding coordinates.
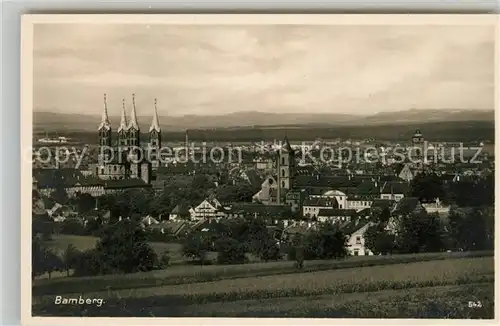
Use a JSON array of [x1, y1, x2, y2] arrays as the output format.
[[380, 181, 410, 195], [33, 168, 103, 188], [303, 196, 339, 207], [391, 197, 423, 215], [317, 208, 358, 217]]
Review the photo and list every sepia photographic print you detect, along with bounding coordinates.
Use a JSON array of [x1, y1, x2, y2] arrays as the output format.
[[22, 14, 496, 323]]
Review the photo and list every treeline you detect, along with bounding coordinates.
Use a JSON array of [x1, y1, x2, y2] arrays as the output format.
[[409, 173, 494, 207], [46, 121, 493, 143], [32, 220, 172, 279], [364, 206, 494, 255]]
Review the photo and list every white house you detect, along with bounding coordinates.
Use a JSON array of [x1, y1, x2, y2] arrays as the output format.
[[380, 181, 408, 202], [317, 209, 357, 224], [302, 196, 338, 218], [422, 198, 450, 218], [347, 221, 375, 256], [191, 198, 223, 221], [322, 190, 348, 209]]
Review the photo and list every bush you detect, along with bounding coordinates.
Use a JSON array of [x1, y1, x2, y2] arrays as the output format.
[[159, 250, 171, 268], [73, 220, 162, 276], [216, 237, 247, 265]]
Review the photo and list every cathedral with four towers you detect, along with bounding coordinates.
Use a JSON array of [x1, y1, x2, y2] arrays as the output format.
[[94, 93, 162, 184]]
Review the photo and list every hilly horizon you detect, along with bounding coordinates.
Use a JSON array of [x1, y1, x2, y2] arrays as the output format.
[[33, 109, 494, 132]]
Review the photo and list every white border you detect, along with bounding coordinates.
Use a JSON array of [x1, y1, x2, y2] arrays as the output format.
[[18, 13, 500, 326]]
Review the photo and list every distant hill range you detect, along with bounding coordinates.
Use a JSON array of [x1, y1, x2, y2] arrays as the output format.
[[34, 109, 494, 132]]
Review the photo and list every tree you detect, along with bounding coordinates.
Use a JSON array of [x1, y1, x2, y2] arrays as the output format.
[[73, 248, 103, 277], [43, 249, 64, 280], [394, 211, 446, 254], [51, 184, 69, 205], [61, 244, 81, 277], [364, 225, 395, 255], [60, 218, 86, 236], [215, 236, 247, 265], [409, 172, 445, 203], [317, 224, 349, 259], [32, 235, 46, 280], [76, 193, 96, 214], [214, 184, 256, 203], [245, 218, 281, 261], [85, 217, 103, 235], [91, 220, 160, 274], [160, 250, 171, 268], [182, 233, 211, 265], [448, 207, 494, 251]]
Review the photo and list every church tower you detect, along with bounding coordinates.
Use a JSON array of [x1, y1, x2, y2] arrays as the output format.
[[117, 98, 128, 148], [97, 94, 112, 164], [411, 129, 424, 171], [148, 98, 162, 169], [128, 93, 140, 148], [276, 135, 295, 204]]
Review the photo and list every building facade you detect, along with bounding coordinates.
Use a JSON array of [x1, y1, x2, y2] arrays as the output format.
[[96, 93, 164, 183]]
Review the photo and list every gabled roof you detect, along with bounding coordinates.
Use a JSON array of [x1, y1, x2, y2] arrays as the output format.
[[243, 169, 264, 188], [229, 202, 291, 216], [33, 168, 104, 188], [371, 199, 395, 209], [347, 181, 380, 198], [391, 197, 421, 215], [303, 196, 339, 207], [317, 208, 357, 217], [103, 178, 151, 189], [293, 175, 360, 189], [380, 181, 409, 195], [170, 203, 191, 215], [340, 217, 374, 235], [295, 165, 319, 176]]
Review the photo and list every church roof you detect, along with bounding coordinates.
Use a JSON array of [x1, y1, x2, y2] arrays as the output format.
[[98, 94, 111, 131], [117, 98, 128, 133], [128, 93, 140, 131], [149, 98, 161, 133]]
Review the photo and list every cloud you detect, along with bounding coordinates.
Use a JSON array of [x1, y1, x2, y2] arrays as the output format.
[[33, 24, 494, 116]]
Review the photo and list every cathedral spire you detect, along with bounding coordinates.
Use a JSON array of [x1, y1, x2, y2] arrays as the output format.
[[149, 98, 161, 133], [98, 93, 111, 131], [117, 98, 128, 132], [128, 93, 140, 130]]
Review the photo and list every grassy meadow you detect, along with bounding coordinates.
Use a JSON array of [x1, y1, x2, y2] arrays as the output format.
[[32, 244, 494, 318], [45, 234, 188, 263]]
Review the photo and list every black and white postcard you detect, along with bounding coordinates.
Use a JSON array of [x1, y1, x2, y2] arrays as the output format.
[[21, 14, 497, 324]]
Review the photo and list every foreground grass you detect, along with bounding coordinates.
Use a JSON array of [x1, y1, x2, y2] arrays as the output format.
[[167, 283, 494, 318], [33, 250, 492, 296], [32, 256, 494, 317]]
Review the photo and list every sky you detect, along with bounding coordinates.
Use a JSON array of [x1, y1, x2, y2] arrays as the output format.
[[33, 24, 494, 116]]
